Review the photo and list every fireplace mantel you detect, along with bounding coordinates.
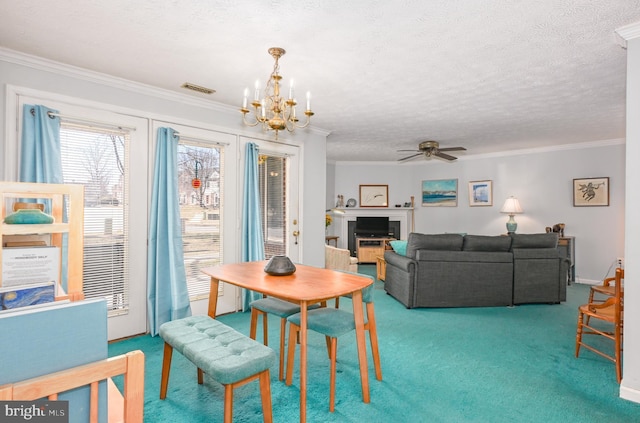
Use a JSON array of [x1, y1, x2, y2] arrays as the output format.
[[330, 208, 414, 250]]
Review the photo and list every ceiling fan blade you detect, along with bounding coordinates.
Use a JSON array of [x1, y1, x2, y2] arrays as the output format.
[[397, 149, 421, 152], [398, 153, 423, 162], [434, 151, 458, 161], [438, 147, 467, 152]]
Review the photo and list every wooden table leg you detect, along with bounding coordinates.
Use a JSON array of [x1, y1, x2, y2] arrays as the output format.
[[300, 301, 308, 423], [207, 277, 220, 318], [351, 290, 370, 403]]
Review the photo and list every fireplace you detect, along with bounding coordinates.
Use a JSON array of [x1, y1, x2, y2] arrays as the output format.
[[347, 220, 400, 256], [331, 208, 413, 253]]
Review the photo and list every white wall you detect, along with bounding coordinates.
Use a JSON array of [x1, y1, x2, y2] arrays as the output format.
[[620, 29, 640, 402], [331, 143, 625, 284]]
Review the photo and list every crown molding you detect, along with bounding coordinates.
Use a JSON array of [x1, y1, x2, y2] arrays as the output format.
[[330, 138, 625, 165], [615, 21, 640, 48]]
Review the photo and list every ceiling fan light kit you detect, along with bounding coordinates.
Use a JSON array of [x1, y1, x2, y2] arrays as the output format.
[[240, 47, 314, 139], [398, 140, 466, 162]]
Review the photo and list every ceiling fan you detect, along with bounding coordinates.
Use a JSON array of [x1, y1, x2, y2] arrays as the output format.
[[397, 141, 466, 162]]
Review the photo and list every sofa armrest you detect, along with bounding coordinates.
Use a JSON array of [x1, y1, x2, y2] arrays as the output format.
[[383, 251, 418, 308], [384, 250, 416, 271]]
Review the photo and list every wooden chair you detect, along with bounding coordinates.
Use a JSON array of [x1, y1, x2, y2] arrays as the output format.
[[0, 350, 145, 423], [250, 297, 320, 380], [588, 273, 621, 303], [575, 267, 624, 383], [285, 276, 382, 412]]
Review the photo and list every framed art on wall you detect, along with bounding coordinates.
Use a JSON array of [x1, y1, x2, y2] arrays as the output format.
[[422, 179, 458, 207], [359, 184, 388, 207], [468, 180, 493, 206], [573, 177, 609, 206]]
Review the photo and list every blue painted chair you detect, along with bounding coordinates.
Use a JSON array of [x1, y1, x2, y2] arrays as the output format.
[[284, 274, 382, 412]]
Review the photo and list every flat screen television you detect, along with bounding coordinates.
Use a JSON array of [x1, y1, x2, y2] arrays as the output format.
[[355, 216, 389, 237]]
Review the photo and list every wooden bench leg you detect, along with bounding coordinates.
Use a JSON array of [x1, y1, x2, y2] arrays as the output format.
[[198, 368, 204, 384], [224, 384, 234, 423], [260, 369, 273, 423], [160, 342, 173, 399]]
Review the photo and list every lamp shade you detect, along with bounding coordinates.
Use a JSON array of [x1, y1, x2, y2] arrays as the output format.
[[500, 197, 523, 214]]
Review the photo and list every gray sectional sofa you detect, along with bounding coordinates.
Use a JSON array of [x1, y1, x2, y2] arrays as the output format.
[[383, 232, 569, 308]]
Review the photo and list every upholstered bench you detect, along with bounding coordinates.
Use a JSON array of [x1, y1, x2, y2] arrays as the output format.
[[159, 315, 276, 423]]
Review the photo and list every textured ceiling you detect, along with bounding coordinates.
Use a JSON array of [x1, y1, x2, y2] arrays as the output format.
[[1, 1, 639, 162]]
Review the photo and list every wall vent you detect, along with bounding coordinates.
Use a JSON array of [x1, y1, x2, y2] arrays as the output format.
[[181, 82, 215, 95]]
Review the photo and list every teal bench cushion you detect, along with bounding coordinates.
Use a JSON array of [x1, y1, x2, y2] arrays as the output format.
[[159, 315, 276, 385]]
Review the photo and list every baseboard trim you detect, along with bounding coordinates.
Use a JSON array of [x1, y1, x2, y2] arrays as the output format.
[[620, 382, 640, 404]]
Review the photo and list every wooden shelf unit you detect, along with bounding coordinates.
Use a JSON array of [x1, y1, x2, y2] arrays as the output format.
[[356, 237, 394, 264], [1, 181, 85, 301]]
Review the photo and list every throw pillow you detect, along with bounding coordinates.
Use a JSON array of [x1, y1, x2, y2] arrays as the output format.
[[389, 240, 408, 256]]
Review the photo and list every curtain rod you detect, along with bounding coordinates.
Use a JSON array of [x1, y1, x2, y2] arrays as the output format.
[[174, 132, 230, 146], [45, 111, 137, 132]]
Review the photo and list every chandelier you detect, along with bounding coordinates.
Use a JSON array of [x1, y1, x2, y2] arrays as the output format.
[[240, 47, 314, 139]]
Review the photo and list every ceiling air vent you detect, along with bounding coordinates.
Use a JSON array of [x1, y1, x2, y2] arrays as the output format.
[[181, 82, 215, 95]]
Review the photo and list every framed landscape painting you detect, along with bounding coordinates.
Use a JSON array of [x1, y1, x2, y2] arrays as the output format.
[[468, 180, 493, 206], [422, 179, 458, 207], [573, 177, 609, 206]]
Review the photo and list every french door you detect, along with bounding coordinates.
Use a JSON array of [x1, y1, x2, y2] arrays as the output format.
[[14, 95, 149, 341], [242, 137, 301, 263]]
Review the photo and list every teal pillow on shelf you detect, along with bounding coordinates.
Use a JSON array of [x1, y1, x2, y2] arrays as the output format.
[[389, 240, 408, 256], [4, 209, 54, 224]]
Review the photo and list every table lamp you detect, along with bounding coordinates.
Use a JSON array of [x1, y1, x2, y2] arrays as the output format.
[[500, 196, 523, 233]]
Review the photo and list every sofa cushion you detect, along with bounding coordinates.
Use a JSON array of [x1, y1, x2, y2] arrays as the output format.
[[510, 233, 558, 249], [416, 249, 513, 263], [406, 233, 463, 259], [463, 235, 512, 252], [389, 240, 408, 256]]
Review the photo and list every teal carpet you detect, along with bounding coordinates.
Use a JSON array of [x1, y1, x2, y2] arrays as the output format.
[[109, 265, 640, 422]]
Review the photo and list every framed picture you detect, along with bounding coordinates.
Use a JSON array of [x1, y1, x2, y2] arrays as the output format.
[[573, 177, 609, 206], [468, 180, 493, 206], [359, 184, 388, 207], [422, 179, 458, 207]]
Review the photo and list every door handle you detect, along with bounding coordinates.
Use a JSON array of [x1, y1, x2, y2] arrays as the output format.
[[293, 230, 300, 245]]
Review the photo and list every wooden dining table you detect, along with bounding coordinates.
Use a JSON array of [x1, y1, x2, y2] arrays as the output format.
[[201, 261, 374, 423]]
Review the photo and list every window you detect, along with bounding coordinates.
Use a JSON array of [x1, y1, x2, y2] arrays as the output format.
[[60, 123, 130, 315], [177, 140, 224, 299]]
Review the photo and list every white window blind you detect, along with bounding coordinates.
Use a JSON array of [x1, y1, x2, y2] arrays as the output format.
[[259, 155, 287, 258], [59, 122, 130, 315], [177, 140, 224, 299]]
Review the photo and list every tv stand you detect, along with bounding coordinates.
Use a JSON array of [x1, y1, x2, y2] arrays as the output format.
[[356, 237, 394, 263]]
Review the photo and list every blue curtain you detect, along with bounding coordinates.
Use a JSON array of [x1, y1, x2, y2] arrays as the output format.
[[241, 142, 266, 311], [20, 105, 63, 187], [147, 127, 192, 336], [19, 104, 69, 289]]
